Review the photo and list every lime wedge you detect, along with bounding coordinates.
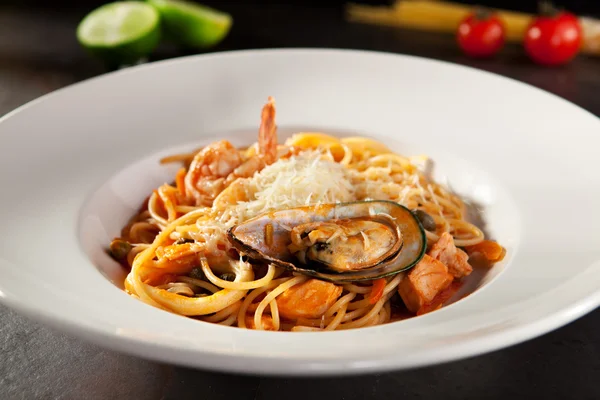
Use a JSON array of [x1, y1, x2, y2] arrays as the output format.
[[77, 1, 161, 65], [146, 0, 232, 49]]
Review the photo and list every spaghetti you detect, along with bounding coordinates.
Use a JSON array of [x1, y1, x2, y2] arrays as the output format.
[[110, 97, 504, 331]]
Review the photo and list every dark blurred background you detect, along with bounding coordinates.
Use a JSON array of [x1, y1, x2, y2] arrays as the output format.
[[1, 0, 599, 399], [3, 0, 600, 15]]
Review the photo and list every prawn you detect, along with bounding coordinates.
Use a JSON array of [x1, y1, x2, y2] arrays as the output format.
[[224, 96, 279, 183], [184, 97, 279, 206], [258, 96, 278, 165]]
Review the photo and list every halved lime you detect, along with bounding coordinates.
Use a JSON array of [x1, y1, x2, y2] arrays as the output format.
[[146, 0, 232, 49], [77, 1, 161, 65]]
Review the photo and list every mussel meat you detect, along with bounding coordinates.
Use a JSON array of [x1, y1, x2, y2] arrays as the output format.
[[227, 200, 426, 282]]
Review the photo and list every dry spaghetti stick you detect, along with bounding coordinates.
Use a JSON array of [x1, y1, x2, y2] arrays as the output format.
[[346, 0, 600, 56]]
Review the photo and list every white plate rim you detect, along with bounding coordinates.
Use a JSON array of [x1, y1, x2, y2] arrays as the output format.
[[0, 48, 598, 376]]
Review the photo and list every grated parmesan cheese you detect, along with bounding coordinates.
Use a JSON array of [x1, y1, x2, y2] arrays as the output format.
[[234, 151, 355, 221], [188, 151, 356, 253]]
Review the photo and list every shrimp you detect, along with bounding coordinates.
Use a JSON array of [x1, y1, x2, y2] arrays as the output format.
[[224, 96, 279, 184], [213, 178, 256, 210], [184, 97, 279, 206], [184, 140, 244, 206], [258, 96, 278, 164]]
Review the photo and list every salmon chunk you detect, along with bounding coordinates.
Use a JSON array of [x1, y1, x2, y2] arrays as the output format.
[[398, 254, 454, 313], [429, 232, 473, 278], [276, 279, 343, 319]]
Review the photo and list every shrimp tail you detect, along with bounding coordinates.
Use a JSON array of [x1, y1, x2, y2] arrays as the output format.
[[258, 96, 278, 164]]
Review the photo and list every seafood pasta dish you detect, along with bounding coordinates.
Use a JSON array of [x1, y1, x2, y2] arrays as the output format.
[[109, 97, 506, 332]]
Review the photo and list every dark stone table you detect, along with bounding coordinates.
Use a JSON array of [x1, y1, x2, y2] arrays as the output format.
[[1, 3, 598, 399]]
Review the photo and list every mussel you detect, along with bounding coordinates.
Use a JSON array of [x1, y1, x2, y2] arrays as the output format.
[[227, 200, 427, 282]]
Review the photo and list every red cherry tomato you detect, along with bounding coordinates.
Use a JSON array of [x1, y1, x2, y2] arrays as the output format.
[[457, 11, 506, 58], [524, 10, 582, 66]]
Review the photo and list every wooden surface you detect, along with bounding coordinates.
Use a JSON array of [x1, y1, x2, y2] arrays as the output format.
[[1, 3, 598, 399]]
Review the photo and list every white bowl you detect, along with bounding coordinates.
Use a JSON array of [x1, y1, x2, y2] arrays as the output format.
[[0, 49, 598, 376]]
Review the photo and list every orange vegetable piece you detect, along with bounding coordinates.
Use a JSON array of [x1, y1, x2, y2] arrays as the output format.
[[368, 278, 387, 305], [175, 167, 187, 198], [161, 242, 200, 261], [465, 240, 506, 263]]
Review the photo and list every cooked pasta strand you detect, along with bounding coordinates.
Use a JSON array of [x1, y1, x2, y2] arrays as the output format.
[[116, 101, 501, 331]]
